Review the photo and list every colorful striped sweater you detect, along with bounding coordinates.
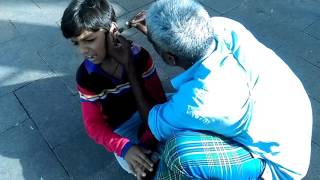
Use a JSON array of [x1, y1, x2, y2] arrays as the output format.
[[76, 44, 166, 157]]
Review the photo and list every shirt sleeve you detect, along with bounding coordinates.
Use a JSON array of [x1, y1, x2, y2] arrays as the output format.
[[141, 52, 167, 105], [77, 85, 131, 157], [148, 78, 203, 142], [148, 103, 181, 142], [148, 71, 252, 142]]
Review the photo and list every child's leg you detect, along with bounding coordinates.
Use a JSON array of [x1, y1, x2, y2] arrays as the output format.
[[113, 111, 142, 174], [155, 131, 265, 179]]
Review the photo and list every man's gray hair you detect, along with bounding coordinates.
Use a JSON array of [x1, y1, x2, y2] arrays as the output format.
[[146, 0, 215, 62]]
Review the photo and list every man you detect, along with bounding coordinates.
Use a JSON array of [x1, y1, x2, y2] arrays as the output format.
[[108, 0, 313, 179]]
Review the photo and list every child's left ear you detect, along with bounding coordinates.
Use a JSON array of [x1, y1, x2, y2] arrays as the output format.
[[110, 22, 118, 33]]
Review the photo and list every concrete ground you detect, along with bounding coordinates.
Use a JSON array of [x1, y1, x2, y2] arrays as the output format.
[[0, 0, 319, 179]]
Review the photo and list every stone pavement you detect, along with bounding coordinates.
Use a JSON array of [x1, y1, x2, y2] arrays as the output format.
[[0, 0, 319, 179]]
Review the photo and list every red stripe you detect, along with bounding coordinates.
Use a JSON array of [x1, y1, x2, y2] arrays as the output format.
[[77, 84, 96, 95], [144, 56, 154, 72]]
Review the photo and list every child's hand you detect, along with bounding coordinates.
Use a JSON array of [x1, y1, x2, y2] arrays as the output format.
[[124, 145, 154, 177], [129, 10, 147, 35], [106, 34, 133, 70], [136, 151, 160, 180]]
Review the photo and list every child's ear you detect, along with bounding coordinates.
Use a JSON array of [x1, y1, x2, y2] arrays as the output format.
[[109, 22, 120, 39], [110, 22, 118, 33]]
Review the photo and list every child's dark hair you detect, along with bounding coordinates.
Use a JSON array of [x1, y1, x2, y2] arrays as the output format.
[[61, 0, 116, 39]]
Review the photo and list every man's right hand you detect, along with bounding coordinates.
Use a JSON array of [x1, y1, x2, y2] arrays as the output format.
[[124, 145, 154, 177], [129, 10, 147, 35]]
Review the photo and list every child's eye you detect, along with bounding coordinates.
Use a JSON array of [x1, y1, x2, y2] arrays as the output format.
[[86, 38, 95, 42]]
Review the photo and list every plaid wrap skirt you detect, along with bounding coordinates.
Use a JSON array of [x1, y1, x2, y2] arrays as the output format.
[[154, 131, 265, 180]]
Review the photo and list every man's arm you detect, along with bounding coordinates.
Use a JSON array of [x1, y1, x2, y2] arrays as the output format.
[[126, 60, 153, 123], [107, 35, 154, 123], [136, 49, 166, 149], [106, 35, 157, 178]]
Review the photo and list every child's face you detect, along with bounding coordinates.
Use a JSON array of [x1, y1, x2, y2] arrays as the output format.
[[71, 29, 114, 64]]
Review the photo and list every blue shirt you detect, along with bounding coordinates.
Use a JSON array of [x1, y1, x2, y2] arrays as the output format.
[[148, 17, 312, 179]]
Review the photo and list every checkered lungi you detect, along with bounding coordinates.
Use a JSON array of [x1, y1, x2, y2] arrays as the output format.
[[154, 131, 265, 179]]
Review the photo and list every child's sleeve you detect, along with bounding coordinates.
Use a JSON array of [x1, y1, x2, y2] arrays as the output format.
[[140, 48, 167, 104], [77, 85, 133, 157]]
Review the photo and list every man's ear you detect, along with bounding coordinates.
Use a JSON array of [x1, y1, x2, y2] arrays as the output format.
[[163, 52, 177, 66]]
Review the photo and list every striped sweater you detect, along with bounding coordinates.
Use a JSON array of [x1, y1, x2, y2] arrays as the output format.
[[76, 44, 166, 157]]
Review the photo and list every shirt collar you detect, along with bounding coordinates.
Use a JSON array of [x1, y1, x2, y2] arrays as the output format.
[[84, 59, 100, 74], [171, 38, 218, 89]]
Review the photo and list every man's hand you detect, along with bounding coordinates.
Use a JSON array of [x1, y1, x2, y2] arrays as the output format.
[[129, 10, 147, 35], [106, 34, 133, 70], [124, 145, 154, 177]]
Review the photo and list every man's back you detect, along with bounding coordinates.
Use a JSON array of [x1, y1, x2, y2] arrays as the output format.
[[210, 17, 313, 179]]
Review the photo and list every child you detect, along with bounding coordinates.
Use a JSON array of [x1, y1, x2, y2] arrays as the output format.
[[60, 0, 166, 178]]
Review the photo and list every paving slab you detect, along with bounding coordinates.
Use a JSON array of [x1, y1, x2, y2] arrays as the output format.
[[249, 20, 320, 68], [202, 5, 220, 17], [224, 0, 274, 30], [305, 19, 320, 40], [252, 0, 319, 31], [53, 130, 132, 180], [275, 47, 320, 102], [0, 20, 18, 44], [0, 0, 61, 36], [225, 0, 320, 49], [14, 77, 83, 148], [199, 0, 241, 14], [0, 0, 40, 21], [305, 142, 320, 180], [0, 36, 54, 96], [38, 39, 82, 94], [24, 25, 64, 51], [248, 22, 285, 51], [110, 0, 154, 12], [88, 160, 134, 180], [280, 32, 320, 68], [0, 93, 28, 134], [310, 98, 320, 146], [32, 0, 128, 26], [110, 1, 128, 18], [31, 0, 73, 25], [0, 119, 68, 180]]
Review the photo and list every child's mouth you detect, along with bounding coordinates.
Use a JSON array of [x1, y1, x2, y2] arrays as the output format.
[[86, 55, 96, 61]]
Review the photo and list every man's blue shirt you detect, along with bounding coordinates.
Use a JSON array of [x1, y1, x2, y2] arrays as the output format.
[[148, 17, 312, 179]]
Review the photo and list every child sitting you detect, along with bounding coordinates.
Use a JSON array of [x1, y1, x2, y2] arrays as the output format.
[[60, 0, 166, 178]]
